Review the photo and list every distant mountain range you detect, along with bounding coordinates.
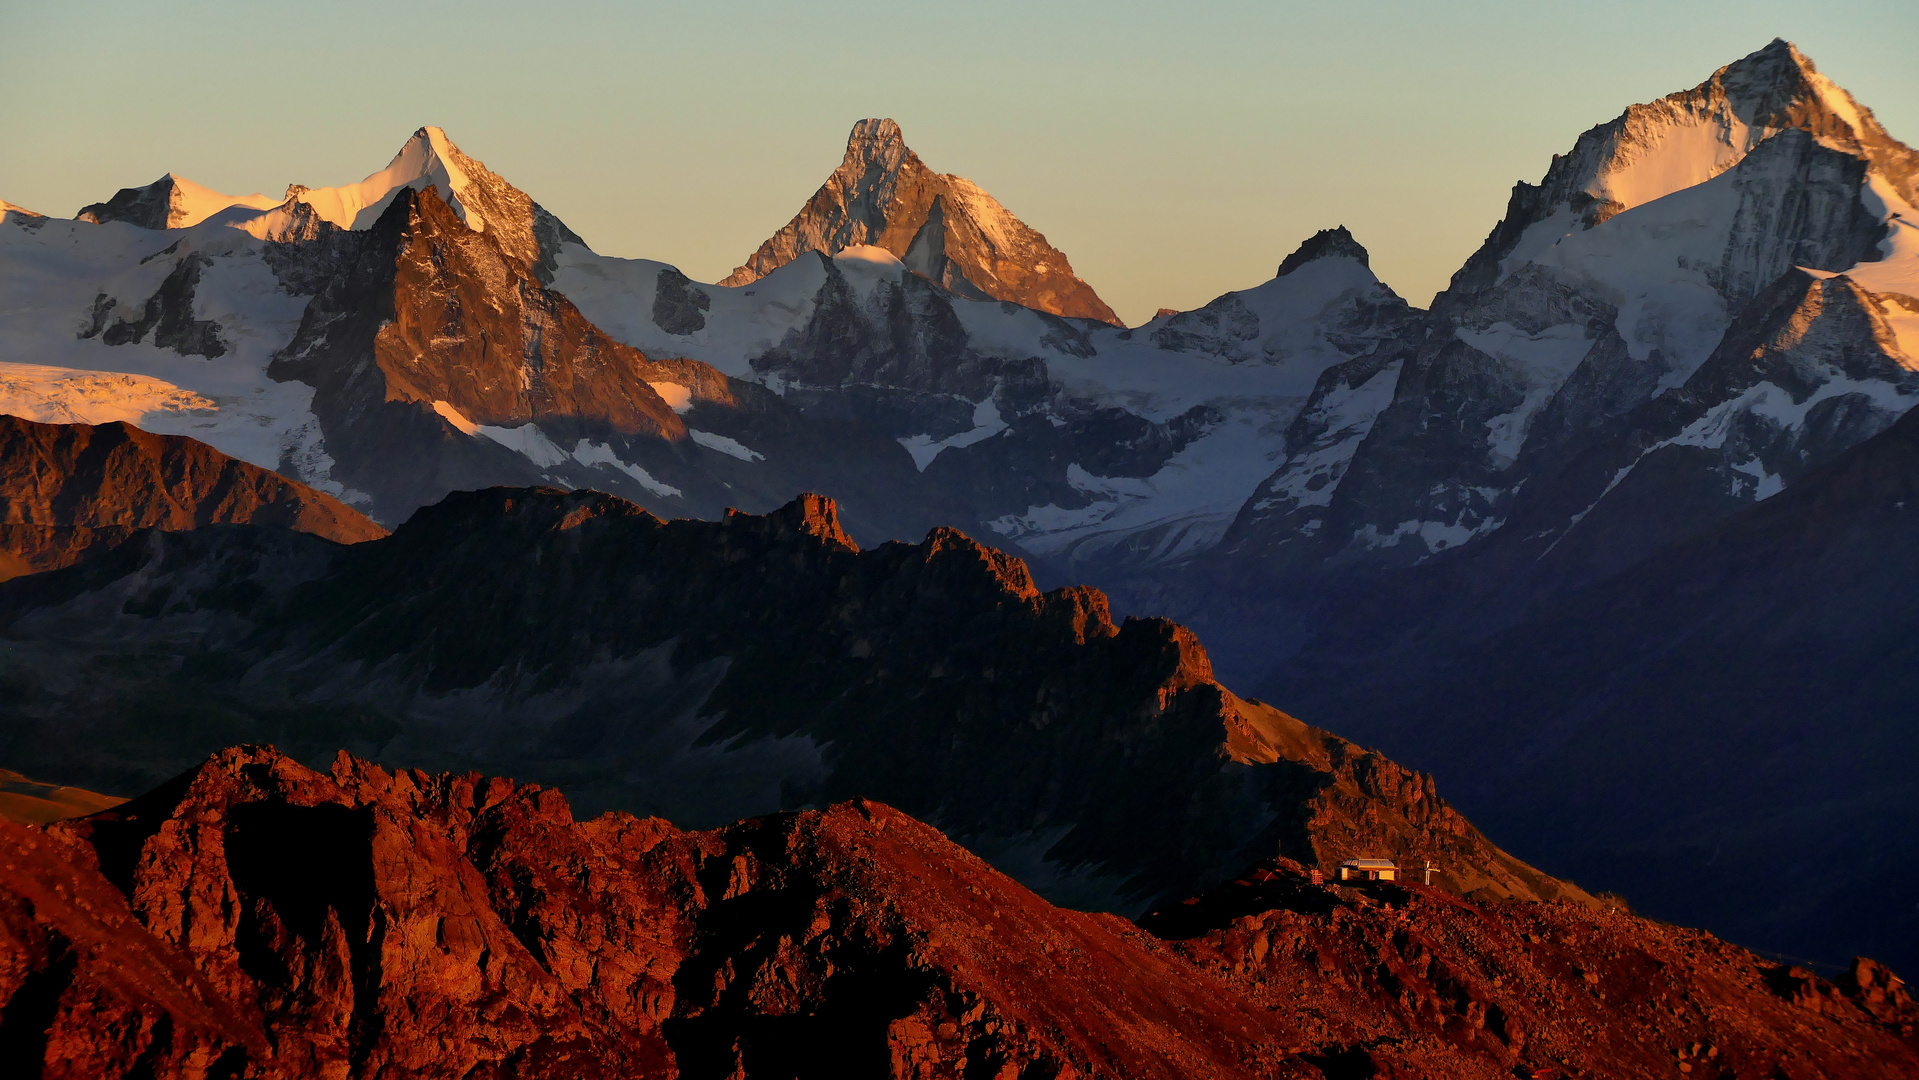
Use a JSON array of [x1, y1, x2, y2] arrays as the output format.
[[1, 36, 1916, 977]]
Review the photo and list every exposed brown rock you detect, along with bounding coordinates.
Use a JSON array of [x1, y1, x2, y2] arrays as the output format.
[[3, 747, 1911, 1078], [0, 415, 384, 577], [1143, 859, 1919, 1079], [723, 119, 1120, 325], [267, 186, 737, 519], [0, 747, 1288, 1078]]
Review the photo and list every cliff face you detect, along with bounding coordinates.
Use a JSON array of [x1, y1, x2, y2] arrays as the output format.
[[723, 119, 1120, 325], [2, 746, 1912, 1080], [0, 746, 1293, 1080], [0, 490, 1578, 915], [0, 416, 384, 577]]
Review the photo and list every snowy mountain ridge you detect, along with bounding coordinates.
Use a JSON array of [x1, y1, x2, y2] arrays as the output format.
[[6, 40, 1917, 595], [1219, 38, 1919, 588]]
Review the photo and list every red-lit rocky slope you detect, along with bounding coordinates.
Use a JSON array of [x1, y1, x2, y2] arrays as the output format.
[[0, 490, 1576, 916], [0, 416, 383, 578], [2, 746, 1912, 1079]]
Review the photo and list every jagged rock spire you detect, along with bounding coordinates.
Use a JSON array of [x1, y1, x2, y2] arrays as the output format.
[[723, 119, 1120, 324]]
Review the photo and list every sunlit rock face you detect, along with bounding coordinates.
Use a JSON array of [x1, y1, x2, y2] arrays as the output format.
[[0, 415, 383, 576], [722, 118, 1122, 325], [6, 743, 1916, 1079]]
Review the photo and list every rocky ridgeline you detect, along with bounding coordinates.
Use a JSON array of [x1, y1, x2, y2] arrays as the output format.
[[0, 416, 383, 578], [0, 486, 1577, 916], [1, 746, 1912, 1079]]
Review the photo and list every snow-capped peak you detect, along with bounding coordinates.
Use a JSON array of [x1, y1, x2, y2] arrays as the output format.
[[291, 126, 484, 233], [74, 173, 279, 230]]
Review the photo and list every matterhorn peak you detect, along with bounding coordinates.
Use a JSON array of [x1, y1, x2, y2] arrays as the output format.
[[1276, 226, 1370, 278], [723, 118, 1120, 323]]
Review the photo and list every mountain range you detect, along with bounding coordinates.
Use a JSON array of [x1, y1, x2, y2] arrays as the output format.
[[1, 35, 1916, 989]]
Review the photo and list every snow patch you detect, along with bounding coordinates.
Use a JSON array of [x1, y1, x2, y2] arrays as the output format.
[[898, 395, 1007, 471], [689, 429, 763, 462], [1457, 322, 1594, 466], [431, 399, 479, 435], [648, 381, 693, 413], [477, 421, 569, 468], [1355, 516, 1500, 555], [572, 440, 682, 498]]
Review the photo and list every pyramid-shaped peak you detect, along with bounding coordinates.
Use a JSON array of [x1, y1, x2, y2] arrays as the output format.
[[722, 118, 1119, 323], [1276, 226, 1370, 278]]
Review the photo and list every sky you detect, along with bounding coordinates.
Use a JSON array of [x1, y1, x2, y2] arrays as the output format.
[[3, 1, 1915, 325]]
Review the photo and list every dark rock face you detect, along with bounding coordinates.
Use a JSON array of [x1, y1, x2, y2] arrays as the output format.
[[753, 255, 995, 397], [2, 747, 1912, 1078], [75, 175, 178, 229], [1275, 226, 1370, 278], [0, 416, 384, 576], [78, 248, 227, 358], [1150, 292, 1260, 356], [651, 266, 712, 335], [724, 119, 1121, 325], [0, 490, 1581, 915], [1265, 385, 1919, 976]]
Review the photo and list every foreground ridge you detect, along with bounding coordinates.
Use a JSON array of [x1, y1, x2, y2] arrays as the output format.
[[1, 745, 1912, 1078]]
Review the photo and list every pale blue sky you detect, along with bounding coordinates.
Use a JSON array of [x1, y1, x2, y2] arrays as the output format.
[[3, 1, 1913, 323]]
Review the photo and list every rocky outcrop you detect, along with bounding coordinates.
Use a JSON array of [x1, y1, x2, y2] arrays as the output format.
[[77, 247, 228, 358], [2, 746, 1911, 1079], [76, 175, 184, 229], [1275, 226, 1370, 278], [723, 119, 1120, 324], [1144, 860, 1919, 1079], [0, 746, 1301, 1079], [0, 416, 383, 576], [0, 490, 1580, 915]]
